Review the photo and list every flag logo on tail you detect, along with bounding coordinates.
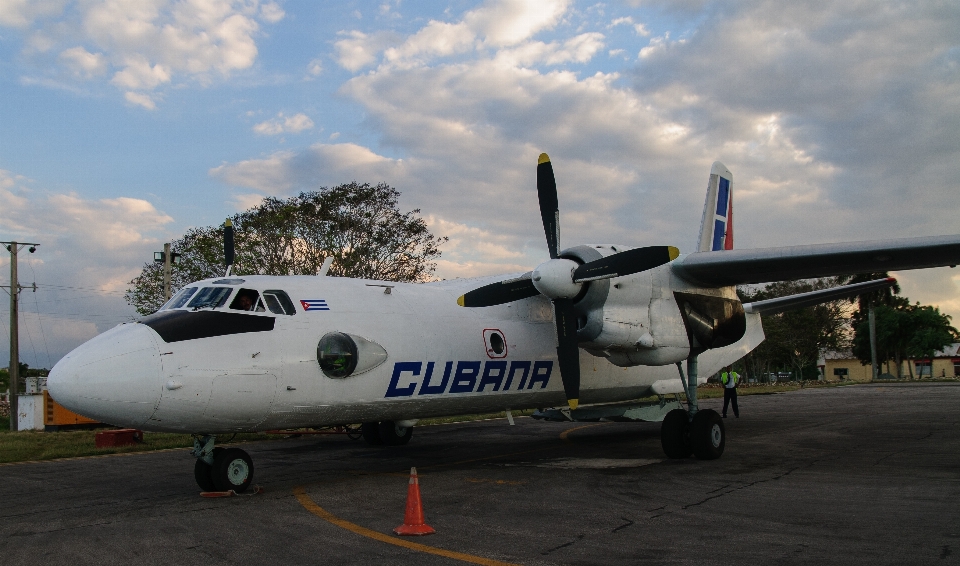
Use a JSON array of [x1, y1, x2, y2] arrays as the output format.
[[300, 299, 330, 311]]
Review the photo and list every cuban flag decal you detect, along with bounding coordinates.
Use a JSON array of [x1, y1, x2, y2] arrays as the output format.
[[300, 299, 330, 311]]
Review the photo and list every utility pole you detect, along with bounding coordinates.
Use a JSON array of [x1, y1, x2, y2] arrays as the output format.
[[869, 300, 878, 381], [2, 241, 39, 432], [154, 244, 180, 303]]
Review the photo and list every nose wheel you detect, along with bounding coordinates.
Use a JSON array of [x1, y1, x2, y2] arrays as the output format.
[[192, 436, 255, 493]]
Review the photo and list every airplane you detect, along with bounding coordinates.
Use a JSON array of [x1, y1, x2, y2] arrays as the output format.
[[46, 155, 960, 494]]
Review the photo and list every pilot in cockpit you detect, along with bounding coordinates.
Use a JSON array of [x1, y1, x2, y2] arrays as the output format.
[[229, 289, 265, 312]]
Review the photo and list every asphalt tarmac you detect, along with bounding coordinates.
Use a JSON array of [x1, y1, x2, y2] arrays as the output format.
[[2, 383, 959, 565]]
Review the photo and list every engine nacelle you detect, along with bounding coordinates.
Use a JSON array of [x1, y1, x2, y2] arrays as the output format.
[[563, 245, 745, 368]]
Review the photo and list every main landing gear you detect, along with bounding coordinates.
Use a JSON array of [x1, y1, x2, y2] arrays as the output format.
[[192, 435, 254, 493], [660, 356, 725, 460], [361, 420, 414, 446]]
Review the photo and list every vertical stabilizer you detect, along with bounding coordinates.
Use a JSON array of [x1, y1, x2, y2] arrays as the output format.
[[697, 162, 734, 252]]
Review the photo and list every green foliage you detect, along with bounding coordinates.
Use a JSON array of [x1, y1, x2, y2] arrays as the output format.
[[126, 183, 448, 315], [738, 278, 853, 381], [851, 302, 958, 376]]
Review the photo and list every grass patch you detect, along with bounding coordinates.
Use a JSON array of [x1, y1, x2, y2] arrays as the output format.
[[0, 430, 276, 465]]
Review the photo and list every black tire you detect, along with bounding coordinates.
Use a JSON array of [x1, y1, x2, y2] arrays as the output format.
[[194, 458, 216, 492], [361, 422, 383, 445], [661, 409, 692, 459], [378, 420, 413, 446], [691, 409, 725, 460], [211, 447, 254, 493]]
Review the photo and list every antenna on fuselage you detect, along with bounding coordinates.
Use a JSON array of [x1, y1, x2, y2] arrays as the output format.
[[223, 218, 235, 277], [317, 256, 334, 276]]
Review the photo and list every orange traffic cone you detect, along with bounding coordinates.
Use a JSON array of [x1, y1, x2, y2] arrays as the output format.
[[393, 467, 435, 536]]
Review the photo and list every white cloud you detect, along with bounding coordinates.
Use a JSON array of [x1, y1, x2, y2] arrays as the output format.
[[58, 46, 107, 78], [124, 90, 157, 109], [335, 0, 571, 71], [0, 169, 176, 365], [334, 29, 401, 71], [8, 0, 284, 107], [0, 0, 65, 28], [252, 112, 315, 135]]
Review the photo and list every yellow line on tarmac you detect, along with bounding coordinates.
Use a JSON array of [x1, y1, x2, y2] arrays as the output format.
[[293, 486, 520, 566], [559, 422, 607, 442]]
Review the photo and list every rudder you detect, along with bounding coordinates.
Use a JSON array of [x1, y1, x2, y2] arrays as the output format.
[[697, 162, 734, 252]]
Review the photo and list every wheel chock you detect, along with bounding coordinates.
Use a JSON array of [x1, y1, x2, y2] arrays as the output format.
[[393, 467, 435, 536], [200, 485, 264, 498]]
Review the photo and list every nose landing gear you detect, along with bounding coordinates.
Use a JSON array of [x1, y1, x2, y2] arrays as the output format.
[[192, 435, 255, 493]]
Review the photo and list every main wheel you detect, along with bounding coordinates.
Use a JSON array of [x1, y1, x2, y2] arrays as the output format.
[[211, 447, 254, 493], [361, 422, 383, 445], [378, 420, 413, 446], [691, 409, 725, 460], [194, 458, 216, 492], [661, 409, 692, 459]]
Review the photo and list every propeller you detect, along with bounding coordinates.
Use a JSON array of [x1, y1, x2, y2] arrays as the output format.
[[457, 153, 680, 410]]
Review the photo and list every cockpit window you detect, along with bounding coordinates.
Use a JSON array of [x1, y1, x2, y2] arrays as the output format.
[[187, 287, 232, 310], [230, 288, 266, 312], [263, 290, 297, 315], [163, 287, 197, 310]]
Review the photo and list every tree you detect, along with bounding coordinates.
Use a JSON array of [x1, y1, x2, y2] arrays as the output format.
[[851, 301, 957, 378], [738, 278, 853, 381], [126, 183, 448, 315]]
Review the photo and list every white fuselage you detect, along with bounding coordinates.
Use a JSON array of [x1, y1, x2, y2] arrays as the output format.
[[47, 265, 764, 433]]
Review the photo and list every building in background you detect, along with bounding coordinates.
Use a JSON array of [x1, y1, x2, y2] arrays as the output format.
[[821, 344, 960, 382]]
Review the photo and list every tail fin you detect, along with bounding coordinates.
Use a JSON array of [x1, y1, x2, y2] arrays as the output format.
[[697, 162, 734, 252]]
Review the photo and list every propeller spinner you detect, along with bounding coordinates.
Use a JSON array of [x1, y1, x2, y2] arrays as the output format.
[[457, 153, 679, 410]]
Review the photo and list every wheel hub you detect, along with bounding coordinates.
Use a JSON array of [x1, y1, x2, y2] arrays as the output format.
[[226, 458, 250, 485], [710, 423, 722, 448]]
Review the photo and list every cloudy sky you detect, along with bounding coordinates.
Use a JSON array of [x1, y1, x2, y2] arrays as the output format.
[[1, 0, 959, 368]]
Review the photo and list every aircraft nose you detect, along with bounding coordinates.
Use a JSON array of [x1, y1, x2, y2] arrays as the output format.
[[47, 322, 164, 428]]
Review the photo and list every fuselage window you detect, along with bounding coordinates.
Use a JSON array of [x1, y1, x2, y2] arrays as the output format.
[[164, 287, 197, 310], [230, 288, 266, 312], [263, 290, 297, 315], [187, 287, 232, 310]]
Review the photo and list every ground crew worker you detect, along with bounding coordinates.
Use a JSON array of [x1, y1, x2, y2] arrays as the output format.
[[721, 366, 739, 418]]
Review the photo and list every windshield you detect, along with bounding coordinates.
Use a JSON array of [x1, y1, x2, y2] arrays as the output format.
[[187, 287, 232, 310], [163, 287, 197, 310]]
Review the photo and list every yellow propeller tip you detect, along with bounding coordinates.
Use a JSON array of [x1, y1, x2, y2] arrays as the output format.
[[538, 153, 551, 164], [456, 295, 465, 307], [568, 399, 579, 410], [668, 246, 680, 261]]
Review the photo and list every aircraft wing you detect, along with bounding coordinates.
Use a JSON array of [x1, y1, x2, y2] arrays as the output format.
[[742, 278, 896, 315], [671, 234, 960, 287]]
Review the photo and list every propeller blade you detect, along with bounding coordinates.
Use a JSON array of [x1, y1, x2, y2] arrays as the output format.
[[553, 298, 581, 410], [537, 153, 560, 259], [572, 245, 680, 283], [457, 273, 539, 307], [223, 218, 235, 275]]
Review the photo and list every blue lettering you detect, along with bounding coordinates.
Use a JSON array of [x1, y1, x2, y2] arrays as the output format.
[[385, 362, 421, 397], [449, 361, 481, 393], [505, 361, 531, 390], [477, 361, 507, 392], [528, 361, 553, 389], [418, 361, 452, 395]]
